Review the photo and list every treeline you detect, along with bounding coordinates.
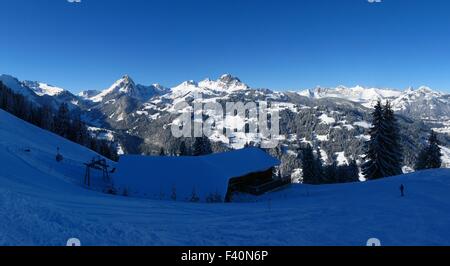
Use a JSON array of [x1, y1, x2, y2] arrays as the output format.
[[0, 81, 118, 161], [160, 136, 214, 157], [299, 100, 444, 184], [299, 145, 359, 184]]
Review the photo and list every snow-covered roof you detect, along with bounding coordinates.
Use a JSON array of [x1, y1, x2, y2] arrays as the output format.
[[115, 148, 280, 202]]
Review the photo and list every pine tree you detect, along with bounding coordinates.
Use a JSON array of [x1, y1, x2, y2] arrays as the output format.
[[415, 131, 442, 170], [89, 138, 98, 152], [54, 103, 70, 138], [324, 161, 338, 184], [40, 105, 54, 131], [300, 144, 316, 184], [159, 147, 165, 156], [71, 115, 88, 145], [193, 136, 212, 156], [381, 101, 403, 176], [362, 101, 403, 180], [362, 101, 384, 180], [12, 93, 27, 119], [179, 141, 188, 156], [0, 82, 7, 109], [314, 147, 324, 183], [346, 160, 360, 182], [336, 160, 359, 183]]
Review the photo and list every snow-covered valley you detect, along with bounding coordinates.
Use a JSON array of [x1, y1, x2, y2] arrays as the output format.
[[1, 109, 450, 246]]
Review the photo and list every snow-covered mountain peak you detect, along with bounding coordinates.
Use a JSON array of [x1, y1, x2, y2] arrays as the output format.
[[23, 81, 65, 96], [395, 86, 442, 100], [404, 86, 415, 93], [0, 75, 66, 97], [0, 74, 24, 91], [0, 74, 20, 85], [89, 75, 138, 103], [219, 73, 241, 84], [78, 90, 101, 99], [169, 80, 204, 100], [181, 80, 198, 87], [415, 86, 439, 95], [171, 75, 246, 95], [151, 83, 165, 90], [299, 84, 450, 118], [115, 75, 135, 88], [0, 74, 38, 98], [197, 74, 249, 92], [390, 86, 448, 114], [335, 85, 365, 92]]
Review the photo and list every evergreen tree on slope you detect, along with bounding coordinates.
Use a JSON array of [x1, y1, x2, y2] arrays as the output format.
[[362, 101, 403, 180], [193, 136, 212, 156], [54, 103, 70, 138], [300, 144, 317, 184], [415, 131, 442, 170], [381, 101, 403, 176], [314, 147, 324, 183]]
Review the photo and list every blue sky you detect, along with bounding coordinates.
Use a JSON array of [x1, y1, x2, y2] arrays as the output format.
[[1, 0, 450, 93]]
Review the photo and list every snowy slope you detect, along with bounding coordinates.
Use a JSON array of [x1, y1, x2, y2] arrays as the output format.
[[0, 109, 112, 189], [2, 108, 450, 245]]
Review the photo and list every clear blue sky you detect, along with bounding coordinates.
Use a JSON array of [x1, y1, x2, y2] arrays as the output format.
[[1, 0, 450, 93]]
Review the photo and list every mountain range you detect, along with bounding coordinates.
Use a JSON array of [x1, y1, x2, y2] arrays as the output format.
[[1, 73, 450, 177]]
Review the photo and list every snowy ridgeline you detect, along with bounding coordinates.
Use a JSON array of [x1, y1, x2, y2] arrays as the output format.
[[2, 108, 450, 245]]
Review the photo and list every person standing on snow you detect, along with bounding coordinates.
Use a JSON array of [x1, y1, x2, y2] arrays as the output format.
[[400, 184, 405, 197]]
